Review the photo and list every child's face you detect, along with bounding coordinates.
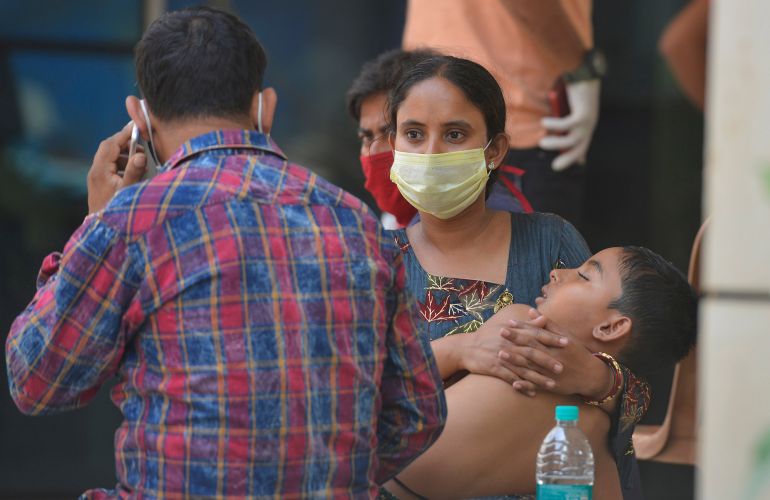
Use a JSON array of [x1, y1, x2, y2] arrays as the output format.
[[535, 248, 624, 341]]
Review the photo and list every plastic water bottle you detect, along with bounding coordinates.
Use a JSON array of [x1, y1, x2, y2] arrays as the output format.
[[536, 405, 595, 499]]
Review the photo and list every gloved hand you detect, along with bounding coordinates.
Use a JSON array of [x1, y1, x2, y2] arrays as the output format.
[[539, 79, 601, 171]]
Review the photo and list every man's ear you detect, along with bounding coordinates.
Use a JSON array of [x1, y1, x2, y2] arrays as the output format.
[[592, 314, 632, 343], [125, 96, 150, 140], [485, 132, 510, 170], [250, 87, 277, 135]]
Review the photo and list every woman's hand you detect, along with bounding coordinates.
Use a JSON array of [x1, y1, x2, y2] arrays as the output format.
[[432, 321, 525, 385], [498, 309, 613, 400]]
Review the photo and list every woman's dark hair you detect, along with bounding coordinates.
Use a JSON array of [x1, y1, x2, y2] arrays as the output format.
[[387, 55, 507, 195], [612, 246, 698, 378], [135, 6, 266, 122]]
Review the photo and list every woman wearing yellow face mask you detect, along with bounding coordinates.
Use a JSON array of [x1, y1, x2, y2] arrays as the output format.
[[381, 55, 650, 500]]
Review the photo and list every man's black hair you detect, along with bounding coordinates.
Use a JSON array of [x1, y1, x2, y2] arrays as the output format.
[[346, 48, 436, 122], [135, 6, 266, 122], [613, 246, 698, 378]]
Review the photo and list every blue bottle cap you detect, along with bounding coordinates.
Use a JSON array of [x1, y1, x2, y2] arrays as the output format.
[[555, 405, 579, 421]]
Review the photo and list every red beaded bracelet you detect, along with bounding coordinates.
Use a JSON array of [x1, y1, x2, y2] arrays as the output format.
[[583, 352, 624, 406]]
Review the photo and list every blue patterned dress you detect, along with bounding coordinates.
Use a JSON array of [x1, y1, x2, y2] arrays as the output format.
[[390, 212, 650, 500]]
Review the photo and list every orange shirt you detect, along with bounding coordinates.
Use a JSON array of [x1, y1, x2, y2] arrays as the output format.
[[403, 0, 592, 148]]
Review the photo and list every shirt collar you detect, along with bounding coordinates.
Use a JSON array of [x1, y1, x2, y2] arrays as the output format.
[[162, 129, 287, 172]]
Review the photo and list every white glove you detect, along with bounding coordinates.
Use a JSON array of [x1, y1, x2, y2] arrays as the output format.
[[539, 79, 601, 171]]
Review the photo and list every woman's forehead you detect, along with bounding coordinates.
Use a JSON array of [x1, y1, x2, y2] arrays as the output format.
[[399, 77, 483, 120], [399, 76, 481, 114]]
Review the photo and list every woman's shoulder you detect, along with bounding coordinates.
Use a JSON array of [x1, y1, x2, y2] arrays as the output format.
[[385, 227, 411, 254], [508, 211, 573, 232], [507, 211, 589, 262], [384, 227, 426, 291], [505, 211, 576, 247]]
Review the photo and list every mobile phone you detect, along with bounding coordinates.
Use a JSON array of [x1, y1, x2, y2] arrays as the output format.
[[128, 123, 140, 159], [127, 122, 159, 179], [548, 78, 570, 119]]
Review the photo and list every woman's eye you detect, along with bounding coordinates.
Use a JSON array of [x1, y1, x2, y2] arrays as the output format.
[[446, 130, 464, 141], [405, 129, 423, 140], [577, 271, 589, 281]]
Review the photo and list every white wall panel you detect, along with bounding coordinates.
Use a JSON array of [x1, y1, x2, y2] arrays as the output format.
[[702, 0, 770, 294], [700, 1, 770, 498]]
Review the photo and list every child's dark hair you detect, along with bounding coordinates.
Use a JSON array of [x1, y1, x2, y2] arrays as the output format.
[[346, 49, 436, 122], [612, 246, 698, 378], [386, 55, 507, 197]]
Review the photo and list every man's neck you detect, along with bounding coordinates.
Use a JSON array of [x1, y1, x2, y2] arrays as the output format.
[[154, 116, 256, 163]]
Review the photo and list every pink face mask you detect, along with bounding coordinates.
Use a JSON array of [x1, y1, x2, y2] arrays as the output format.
[[360, 150, 416, 228]]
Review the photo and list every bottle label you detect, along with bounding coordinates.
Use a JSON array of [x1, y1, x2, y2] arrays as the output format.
[[536, 483, 592, 500]]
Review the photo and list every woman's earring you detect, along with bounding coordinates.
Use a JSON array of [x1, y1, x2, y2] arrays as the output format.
[[488, 160, 496, 170]]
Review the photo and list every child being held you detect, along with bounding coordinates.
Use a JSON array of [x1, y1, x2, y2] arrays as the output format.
[[384, 246, 698, 500]]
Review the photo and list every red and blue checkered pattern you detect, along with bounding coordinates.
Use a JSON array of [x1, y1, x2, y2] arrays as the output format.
[[6, 130, 446, 498]]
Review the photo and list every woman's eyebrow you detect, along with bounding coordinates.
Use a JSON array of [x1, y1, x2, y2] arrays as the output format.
[[442, 120, 472, 128], [401, 119, 425, 127]]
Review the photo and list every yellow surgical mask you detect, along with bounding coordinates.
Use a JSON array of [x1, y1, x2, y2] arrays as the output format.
[[389, 142, 495, 219]]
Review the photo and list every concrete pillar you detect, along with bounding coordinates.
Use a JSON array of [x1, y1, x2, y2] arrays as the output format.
[[699, 0, 770, 498]]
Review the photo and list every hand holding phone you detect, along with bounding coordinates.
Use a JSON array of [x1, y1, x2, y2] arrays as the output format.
[[541, 78, 601, 171], [127, 121, 159, 180], [548, 78, 570, 120], [88, 122, 146, 214]]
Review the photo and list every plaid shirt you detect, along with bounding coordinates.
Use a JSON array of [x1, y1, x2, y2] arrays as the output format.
[[6, 130, 446, 499]]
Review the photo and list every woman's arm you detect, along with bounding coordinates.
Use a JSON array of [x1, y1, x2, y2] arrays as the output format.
[[428, 334, 466, 380], [431, 303, 620, 404], [428, 304, 535, 384]]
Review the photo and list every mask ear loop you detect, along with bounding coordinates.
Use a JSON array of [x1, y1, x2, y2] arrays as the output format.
[[482, 137, 499, 170], [140, 99, 161, 165], [257, 91, 265, 135]]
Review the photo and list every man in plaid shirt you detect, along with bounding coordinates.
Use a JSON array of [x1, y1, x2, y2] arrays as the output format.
[[5, 7, 445, 498]]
